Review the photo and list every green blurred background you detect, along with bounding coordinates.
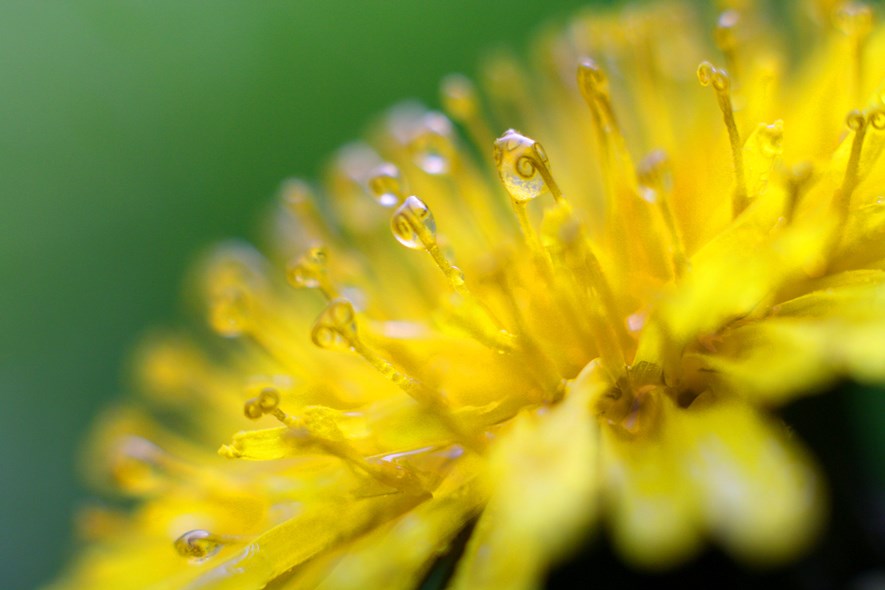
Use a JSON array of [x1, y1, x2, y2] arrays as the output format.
[[0, 1, 597, 587], [1, 2, 883, 589]]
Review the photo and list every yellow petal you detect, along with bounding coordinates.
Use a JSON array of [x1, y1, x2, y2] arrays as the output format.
[[677, 401, 825, 565], [449, 364, 602, 590]]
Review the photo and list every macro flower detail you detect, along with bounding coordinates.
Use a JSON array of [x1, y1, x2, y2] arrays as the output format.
[[52, 1, 885, 589]]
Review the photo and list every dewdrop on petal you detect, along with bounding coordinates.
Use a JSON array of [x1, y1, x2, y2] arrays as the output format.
[[50, 2, 885, 589]]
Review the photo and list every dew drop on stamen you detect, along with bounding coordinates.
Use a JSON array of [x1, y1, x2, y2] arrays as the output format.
[[367, 163, 405, 208], [391, 196, 437, 250], [286, 246, 329, 290], [174, 529, 223, 560], [410, 112, 456, 175], [441, 74, 479, 122], [110, 437, 171, 493], [494, 129, 552, 203]]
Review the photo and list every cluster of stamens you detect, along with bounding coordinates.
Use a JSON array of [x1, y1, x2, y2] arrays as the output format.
[[83, 1, 884, 577]]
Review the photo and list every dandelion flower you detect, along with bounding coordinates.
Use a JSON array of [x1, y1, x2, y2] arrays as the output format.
[[52, 1, 885, 589]]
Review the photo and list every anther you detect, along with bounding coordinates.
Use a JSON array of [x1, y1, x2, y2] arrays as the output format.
[[698, 61, 747, 217], [243, 386, 290, 424], [286, 245, 338, 300], [367, 163, 406, 208]]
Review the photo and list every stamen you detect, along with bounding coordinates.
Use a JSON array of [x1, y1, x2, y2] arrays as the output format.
[[576, 58, 639, 234], [743, 120, 784, 200], [389, 195, 515, 352], [241, 377, 430, 494], [279, 179, 333, 246], [698, 61, 747, 217], [390, 196, 468, 298], [203, 246, 314, 377], [494, 129, 564, 260], [539, 203, 627, 373], [715, 10, 743, 88], [834, 2, 874, 105], [576, 59, 623, 149], [441, 74, 497, 154], [493, 129, 564, 204], [481, 52, 538, 132], [243, 387, 296, 426], [311, 298, 434, 405], [834, 108, 884, 219], [783, 161, 813, 223], [203, 246, 270, 339], [109, 436, 214, 495], [637, 150, 687, 277], [310, 298, 483, 451], [110, 436, 173, 494], [286, 246, 339, 300], [367, 163, 406, 208], [408, 112, 457, 176]]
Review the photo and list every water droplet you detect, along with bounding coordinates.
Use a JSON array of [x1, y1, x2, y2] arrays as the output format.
[[449, 266, 466, 287], [639, 186, 657, 204], [209, 286, 252, 337], [367, 163, 405, 207], [757, 120, 784, 157], [286, 246, 329, 289], [441, 74, 478, 121], [411, 112, 455, 175], [203, 244, 268, 338], [627, 312, 646, 332], [714, 10, 741, 52], [391, 196, 437, 250], [577, 58, 608, 102], [835, 2, 873, 38], [494, 129, 554, 203], [174, 529, 223, 560], [696, 61, 714, 86], [111, 436, 168, 493]]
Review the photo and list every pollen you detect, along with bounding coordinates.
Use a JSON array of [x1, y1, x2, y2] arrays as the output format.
[[51, 2, 885, 589]]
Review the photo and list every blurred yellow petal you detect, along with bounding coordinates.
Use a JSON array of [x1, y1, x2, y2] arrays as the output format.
[[450, 364, 601, 590]]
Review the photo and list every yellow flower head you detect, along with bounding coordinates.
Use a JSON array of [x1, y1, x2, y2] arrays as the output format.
[[53, 1, 885, 589]]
